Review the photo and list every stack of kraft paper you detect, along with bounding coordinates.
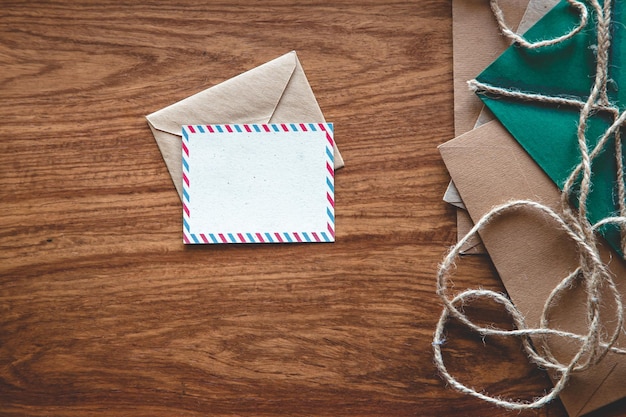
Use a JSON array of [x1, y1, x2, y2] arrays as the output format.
[[438, 1, 626, 415]]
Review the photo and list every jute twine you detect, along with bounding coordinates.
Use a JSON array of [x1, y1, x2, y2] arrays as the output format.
[[434, 0, 626, 409]]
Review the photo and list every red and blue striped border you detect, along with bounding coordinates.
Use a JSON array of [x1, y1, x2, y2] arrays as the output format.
[[182, 123, 335, 244]]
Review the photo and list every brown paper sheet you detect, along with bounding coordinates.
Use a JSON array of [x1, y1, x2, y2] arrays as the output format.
[[439, 120, 626, 417]]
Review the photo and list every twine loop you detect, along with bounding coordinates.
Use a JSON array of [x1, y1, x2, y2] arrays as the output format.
[[435, 0, 626, 409]]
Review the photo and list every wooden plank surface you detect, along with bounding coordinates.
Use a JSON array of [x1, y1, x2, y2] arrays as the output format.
[[1, 1, 625, 416]]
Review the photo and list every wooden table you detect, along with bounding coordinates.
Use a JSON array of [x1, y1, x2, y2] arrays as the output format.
[[2, 1, 625, 416]]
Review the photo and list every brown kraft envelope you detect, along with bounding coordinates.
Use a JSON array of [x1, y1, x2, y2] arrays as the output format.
[[439, 120, 626, 416], [146, 51, 344, 200]]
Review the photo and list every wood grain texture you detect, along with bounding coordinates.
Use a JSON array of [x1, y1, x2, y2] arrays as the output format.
[[1, 1, 625, 416]]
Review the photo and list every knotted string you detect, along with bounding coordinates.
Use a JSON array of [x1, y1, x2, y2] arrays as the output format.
[[434, 0, 626, 409]]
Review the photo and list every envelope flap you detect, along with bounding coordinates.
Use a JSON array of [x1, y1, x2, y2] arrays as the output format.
[[476, 1, 595, 100], [146, 51, 298, 136]]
